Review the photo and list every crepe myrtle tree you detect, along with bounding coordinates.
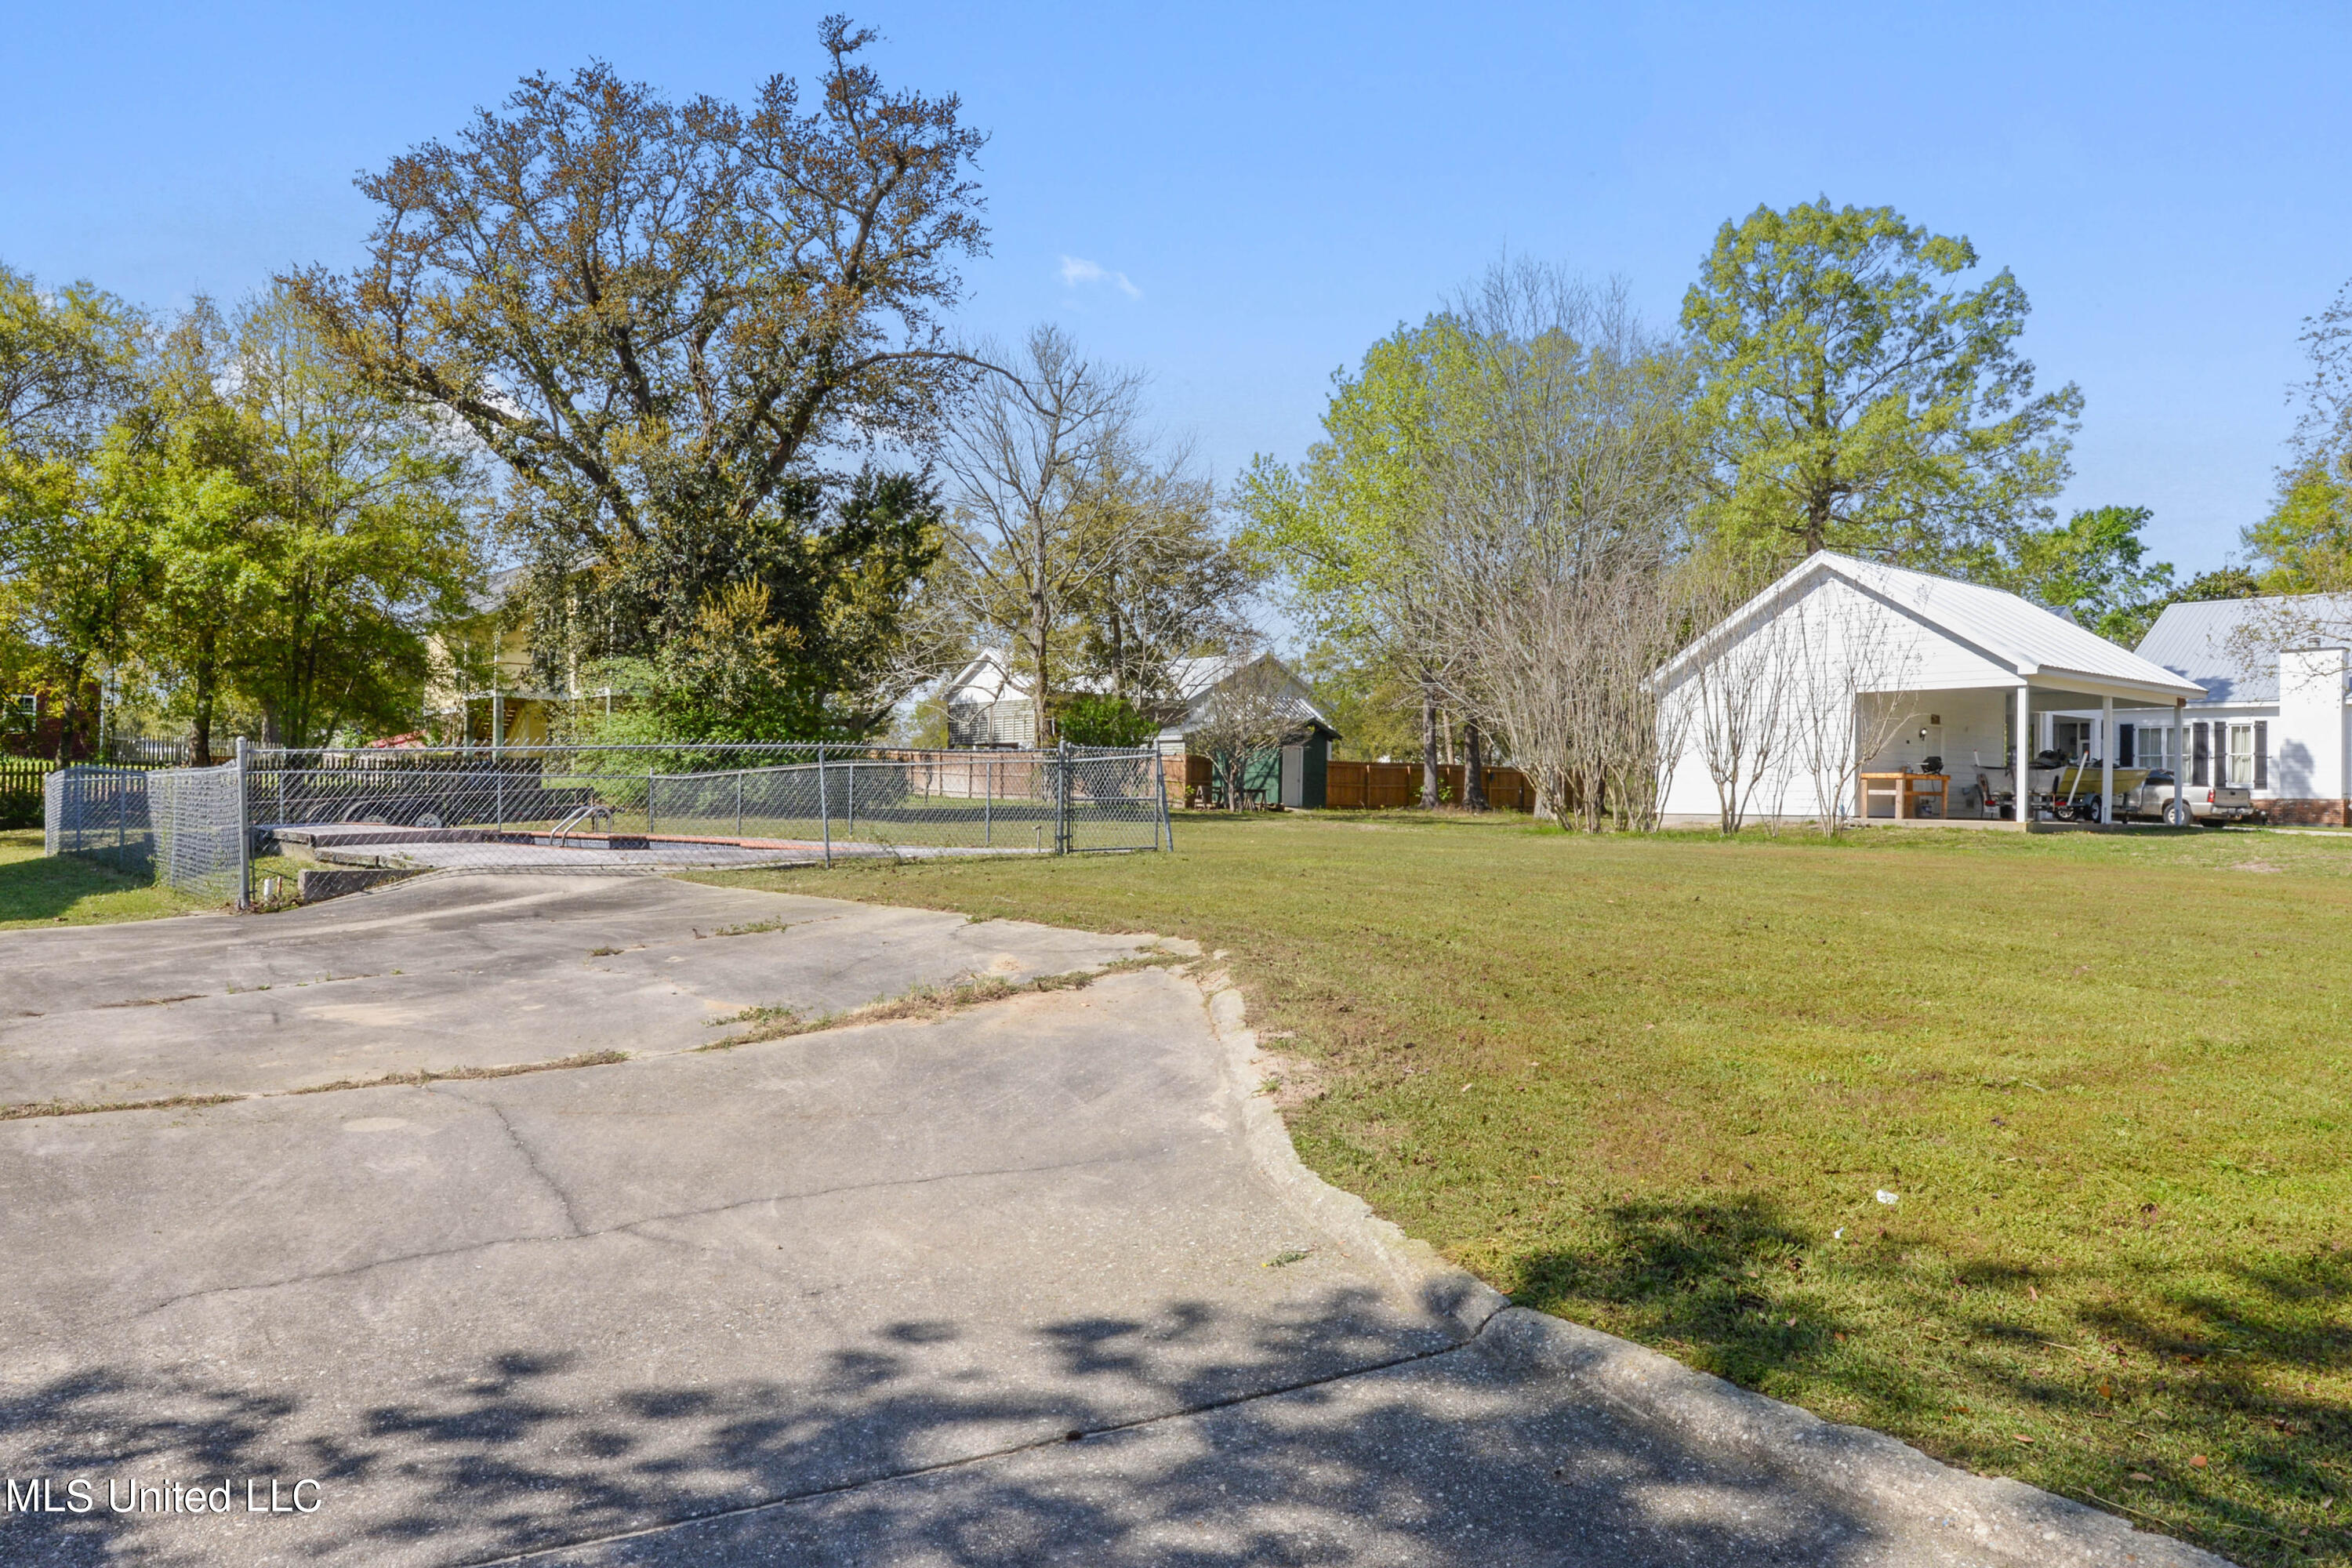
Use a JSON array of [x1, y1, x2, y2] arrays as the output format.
[[1409, 261, 1704, 831], [1783, 591, 1921, 834]]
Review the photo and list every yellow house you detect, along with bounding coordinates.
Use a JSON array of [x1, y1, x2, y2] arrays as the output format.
[[423, 566, 617, 746]]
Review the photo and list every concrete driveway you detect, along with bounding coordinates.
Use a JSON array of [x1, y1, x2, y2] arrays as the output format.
[[0, 875, 2216, 1566]]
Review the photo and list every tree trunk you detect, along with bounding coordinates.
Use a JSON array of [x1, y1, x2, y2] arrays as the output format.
[[1464, 721, 1489, 811], [1420, 672, 1440, 808], [1105, 570, 1126, 701], [1029, 517, 1053, 746], [190, 658, 217, 768]]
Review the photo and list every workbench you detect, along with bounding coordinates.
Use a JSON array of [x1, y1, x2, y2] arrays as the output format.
[[1860, 771, 1949, 819]]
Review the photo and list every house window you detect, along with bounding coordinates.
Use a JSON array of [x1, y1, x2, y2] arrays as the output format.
[[2134, 725, 2171, 771], [8, 694, 34, 717], [2227, 724, 2256, 788]]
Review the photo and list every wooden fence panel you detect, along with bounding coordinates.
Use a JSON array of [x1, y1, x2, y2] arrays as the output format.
[[1319, 758, 1530, 812]]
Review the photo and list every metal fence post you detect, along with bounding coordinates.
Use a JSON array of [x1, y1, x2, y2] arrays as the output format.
[[234, 737, 252, 911], [735, 772, 744, 837], [647, 771, 657, 835], [1156, 750, 1174, 852], [1055, 739, 1069, 855], [818, 747, 832, 866], [985, 755, 993, 847]]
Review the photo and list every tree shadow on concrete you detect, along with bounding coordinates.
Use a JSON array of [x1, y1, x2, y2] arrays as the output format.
[[0, 1280, 1962, 1568]]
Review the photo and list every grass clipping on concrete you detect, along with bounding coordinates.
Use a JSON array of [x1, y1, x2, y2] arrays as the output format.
[[700, 957, 1176, 1051], [692, 811, 2352, 1566]]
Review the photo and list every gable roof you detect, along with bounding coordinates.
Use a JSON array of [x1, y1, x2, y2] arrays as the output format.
[[942, 649, 1338, 736], [1661, 551, 2205, 703], [2136, 593, 2352, 705]]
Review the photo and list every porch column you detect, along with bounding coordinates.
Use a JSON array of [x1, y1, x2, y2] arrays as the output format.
[[492, 688, 504, 755], [2174, 699, 2187, 825], [2015, 683, 2032, 822], [2100, 695, 2114, 826]]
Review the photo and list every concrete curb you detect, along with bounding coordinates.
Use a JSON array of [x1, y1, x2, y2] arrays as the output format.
[[1194, 968, 2232, 1568], [1196, 964, 1511, 1340]]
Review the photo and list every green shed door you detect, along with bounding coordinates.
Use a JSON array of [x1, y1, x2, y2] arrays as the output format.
[[1243, 747, 1283, 804]]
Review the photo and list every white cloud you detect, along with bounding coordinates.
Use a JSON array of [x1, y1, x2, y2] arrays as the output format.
[[1058, 255, 1141, 299]]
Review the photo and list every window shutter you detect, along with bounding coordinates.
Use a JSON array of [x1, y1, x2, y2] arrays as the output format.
[[2192, 723, 2209, 786], [2254, 720, 2268, 789], [2118, 725, 2134, 768]]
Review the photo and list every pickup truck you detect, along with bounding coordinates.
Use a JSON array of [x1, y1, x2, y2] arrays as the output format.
[[2107, 768, 2256, 825]]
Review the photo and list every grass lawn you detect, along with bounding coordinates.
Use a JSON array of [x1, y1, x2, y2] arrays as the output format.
[[0, 827, 219, 928], [696, 813, 2352, 1566]]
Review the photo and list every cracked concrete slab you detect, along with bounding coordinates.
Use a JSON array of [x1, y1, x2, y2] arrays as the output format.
[[0, 873, 1167, 1105], [0, 879, 2219, 1568]]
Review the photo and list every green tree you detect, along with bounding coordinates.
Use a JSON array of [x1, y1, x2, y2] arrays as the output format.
[[2256, 267, 2352, 593], [286, 21, 983, 736], [0, 263, 147, 755], [1235, 318, 1456, 802], [218, 289, 479, 746], [1065, 440, 1262, 705], [1682, 199, 2081, 568], [1987, 504, 2176, 644], [93, 306, 264, 764], [1056, 693, 1156, 747], [564, 466, 949, 742], [2246, 455, 2352, 593]]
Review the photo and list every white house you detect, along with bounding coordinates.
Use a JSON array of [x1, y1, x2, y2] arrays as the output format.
[[1655, 552, 2205, 826], [938, 649, 1339, 804], [2103, 594, 2352, 825]]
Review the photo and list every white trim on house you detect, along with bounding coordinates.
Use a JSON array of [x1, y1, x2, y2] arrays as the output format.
[[2093, 597, 2352, 819], [1660, 551, 2205, 708]]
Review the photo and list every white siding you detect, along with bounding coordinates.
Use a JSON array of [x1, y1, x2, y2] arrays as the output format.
[[1659, 576, 2024, 822]]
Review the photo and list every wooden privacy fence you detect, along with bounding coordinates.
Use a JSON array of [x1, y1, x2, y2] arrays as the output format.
[[1178, 753, 1535, 812], [1325, 760, 1533, 811]]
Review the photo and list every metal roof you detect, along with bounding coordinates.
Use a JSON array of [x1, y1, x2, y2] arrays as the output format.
[[1663, 551, 2206, 702], [2135, 593, 2352, 705], [943, 649, 1338, 734]]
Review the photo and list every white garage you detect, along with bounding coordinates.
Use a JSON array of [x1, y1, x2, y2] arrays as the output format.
[[1653, 552, 2205, 829]]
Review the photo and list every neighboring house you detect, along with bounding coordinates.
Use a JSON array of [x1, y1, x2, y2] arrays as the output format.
[[1, 683, 97, 761], [422, 565, 611, 746], [2108, 594, 2352, 824], [938, 649, 1341, 807], [1654, 551, 2202, 825]]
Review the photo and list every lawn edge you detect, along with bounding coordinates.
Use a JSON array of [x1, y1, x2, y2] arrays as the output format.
[[1196, 967, 2233, 1568]]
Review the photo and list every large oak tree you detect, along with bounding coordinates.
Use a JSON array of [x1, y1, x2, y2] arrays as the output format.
[[287, 18, 985, 735]]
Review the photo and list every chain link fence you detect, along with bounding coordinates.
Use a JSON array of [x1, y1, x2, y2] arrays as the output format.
[[40, 743, 1172, 904], [246, 742, 1171, 884], [43, 761, 248, 902]]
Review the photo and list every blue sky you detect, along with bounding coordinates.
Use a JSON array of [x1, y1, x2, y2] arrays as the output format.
[[5, 2, 2347, 579]]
